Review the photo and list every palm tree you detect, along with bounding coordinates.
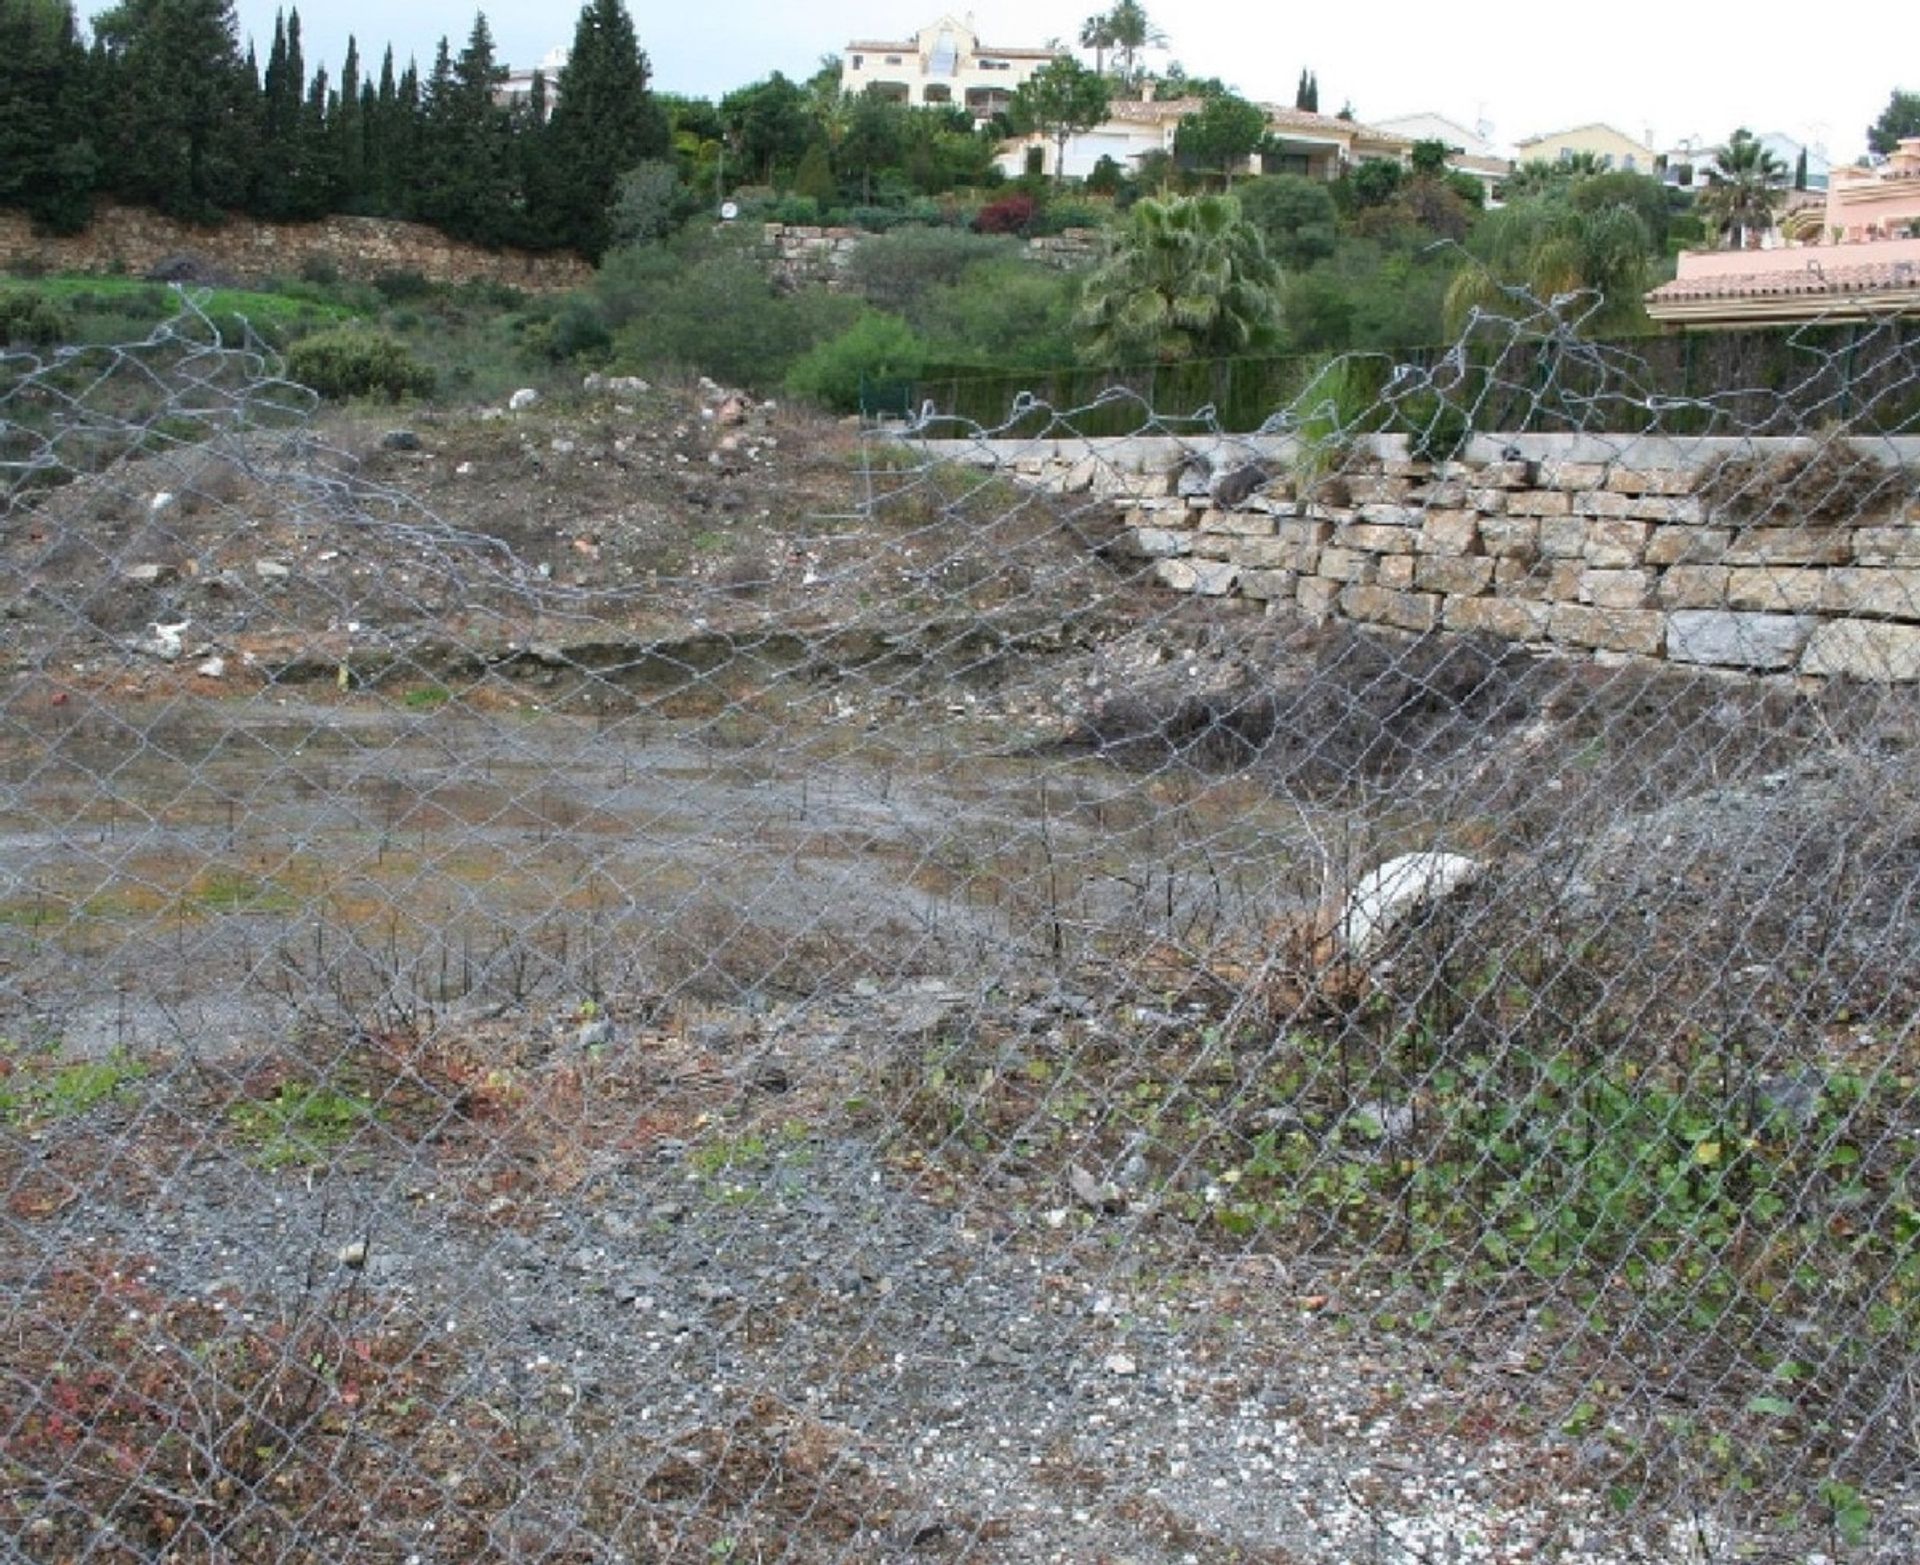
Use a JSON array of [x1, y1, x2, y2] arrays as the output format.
[[1105, 0, 1167, 91], [1444, 200, 1653, 335], [1078, 12, 1117, 76], [1699, 128, 1786, 250], [1075, 193, 1282, 363]]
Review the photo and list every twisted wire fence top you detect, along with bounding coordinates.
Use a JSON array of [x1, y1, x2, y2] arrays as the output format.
[[2, 295, 1919, 1563]]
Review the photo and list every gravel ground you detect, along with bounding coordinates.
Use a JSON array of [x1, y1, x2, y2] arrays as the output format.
[[7, 377, 1920, 1562]]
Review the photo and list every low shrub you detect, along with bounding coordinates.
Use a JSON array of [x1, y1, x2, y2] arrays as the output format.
[[845, 226, 1014, 316], [785, 312, 927, 414], [972, 194, 1036, 236], [0, 291, 77, 347], [372, 269, 434, 302], [285, 328, 435, 401]]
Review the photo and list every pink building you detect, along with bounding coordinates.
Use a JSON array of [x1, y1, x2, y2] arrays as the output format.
[[1826, 138, 1920, 243], [1647, 139, 1920, 325]]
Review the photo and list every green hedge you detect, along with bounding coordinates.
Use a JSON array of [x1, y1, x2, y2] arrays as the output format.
[[912, 320, 1920, 438]]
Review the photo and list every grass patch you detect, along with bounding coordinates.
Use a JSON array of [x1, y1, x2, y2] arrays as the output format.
[[399, 684, 455, 710], [229, 1081, 378, 1169], [0, 275, 361, 347], [0, 1048, 146, 1125]]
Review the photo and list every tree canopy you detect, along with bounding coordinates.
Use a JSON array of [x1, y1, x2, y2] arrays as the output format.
[[1869, 90, 1920, 157], [1174, 92, 1268, 187], [1008, 57, 1111, 186]]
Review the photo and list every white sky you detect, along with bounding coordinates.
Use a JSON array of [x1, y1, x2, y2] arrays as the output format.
[[198, 1, 1911, 165]]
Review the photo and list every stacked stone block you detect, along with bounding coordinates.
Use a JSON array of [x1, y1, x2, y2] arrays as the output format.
[[987, 439, 1920, 681]]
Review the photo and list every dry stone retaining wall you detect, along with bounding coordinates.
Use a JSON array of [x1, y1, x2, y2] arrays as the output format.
[[758, 223, 1100, 291], [0, 204, 590, 291], [924, 432, 1920, 682]]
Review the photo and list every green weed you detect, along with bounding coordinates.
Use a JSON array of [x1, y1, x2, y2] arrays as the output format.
[[229, 1083, 377, 1169], [0, 1048, 146, 1125]]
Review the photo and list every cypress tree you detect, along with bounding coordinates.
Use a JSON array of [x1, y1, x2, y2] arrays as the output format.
[[414, 15, 516, 244], [414, 35, 457, 225], [335, 37, 365, 209], [256, 9, 294, 213], [541, 0, 670, 258], [289, 63, 339, 216], [362, 46, 401, 213]]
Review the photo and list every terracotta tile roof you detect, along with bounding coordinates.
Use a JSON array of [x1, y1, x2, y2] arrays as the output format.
[[846, 39, 1058, 57], [1104, 97, 1206, 122], [1259, 105, 1404, 141], [1648, 259, 1920, 304]]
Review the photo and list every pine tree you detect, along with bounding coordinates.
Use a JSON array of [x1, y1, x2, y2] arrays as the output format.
[[541, 0, 670, 258], [0, 0, 100, 232], [94, 0, 256, 220], [1295, 69, 1318, 113]]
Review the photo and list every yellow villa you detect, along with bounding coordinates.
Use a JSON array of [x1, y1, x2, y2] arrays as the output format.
[[841, 14, 1055, 120], [1514, 122, 1659, 175]]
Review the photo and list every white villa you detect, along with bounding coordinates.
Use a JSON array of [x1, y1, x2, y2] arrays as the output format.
[[992, 95, 1414, 184]]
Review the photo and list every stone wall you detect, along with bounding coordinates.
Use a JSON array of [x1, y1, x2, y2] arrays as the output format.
[[922, 432, 1920, 682], [0, 204, 591, 292], [757, 222, 1100, 291]]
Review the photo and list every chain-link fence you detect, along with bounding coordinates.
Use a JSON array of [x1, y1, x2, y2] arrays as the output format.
[[4, 297, 1919, 1562]]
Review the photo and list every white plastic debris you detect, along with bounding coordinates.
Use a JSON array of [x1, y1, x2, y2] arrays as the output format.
[[1339, 852, 1482, 957]]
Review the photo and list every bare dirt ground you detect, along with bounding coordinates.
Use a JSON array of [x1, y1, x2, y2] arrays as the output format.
[[5, 377, 1920, 1562]]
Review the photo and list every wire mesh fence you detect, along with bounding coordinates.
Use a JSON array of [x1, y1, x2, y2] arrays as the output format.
[[3, 296, 1920, 1562]]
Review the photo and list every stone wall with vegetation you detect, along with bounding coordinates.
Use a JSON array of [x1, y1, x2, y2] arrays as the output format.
[[757, 222, 1100, 290], [0, 204, 591, 292], [928, 433, 1920, 681]]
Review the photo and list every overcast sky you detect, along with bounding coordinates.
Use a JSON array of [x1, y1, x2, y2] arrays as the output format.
[[201, 1, 1912, 164]]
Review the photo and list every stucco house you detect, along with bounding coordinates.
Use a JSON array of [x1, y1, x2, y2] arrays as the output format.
[[1662, 131, 1832, 193], [1646, 140, 1920, 325], [497, 47, 568, 109], [1514, 122, 1658, 175], [842, 14, 1055, 119], [1826, 138, 1920, 242], [1373, 111, 1513, 198], [992, 98, 1411, 184]]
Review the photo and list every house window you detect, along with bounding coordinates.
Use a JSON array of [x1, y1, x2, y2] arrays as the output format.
[[884, 54, 902, 65], [851, 54, 863, 69], [924, 84, 952, 104], [1623, 154, 1638, 171]]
